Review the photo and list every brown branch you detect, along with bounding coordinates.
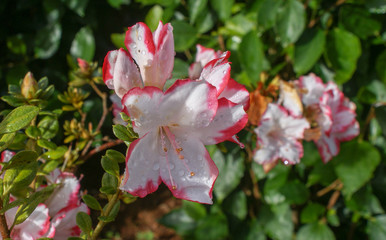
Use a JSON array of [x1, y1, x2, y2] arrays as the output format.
[[82, 139, 123, 161], [0, 202, 10, 239], [218, 34, 225, 52], [316, 179, 342, 197], [327, 190, 341, 209]]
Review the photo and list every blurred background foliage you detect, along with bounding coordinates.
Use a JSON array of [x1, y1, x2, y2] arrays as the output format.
[[1, 0, 386, 239]]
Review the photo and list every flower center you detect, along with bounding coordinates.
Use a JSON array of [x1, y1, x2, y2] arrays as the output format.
[[159, 126, 195, 190]]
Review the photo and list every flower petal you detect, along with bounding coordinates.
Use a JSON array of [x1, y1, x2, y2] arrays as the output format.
[[218, 78, 250, 110], [120, 131, 162, 198], [188, 62, 202, 80], [102, 50, 118, 89], [279, 80, 303, 116], [195, 44, 220, 67], [197, 98, 248, 145], [298, 73, 325, 106], [279, 140, 304, 164], [159, 134, 218, 204], [253, 145, 278, 164], [199, 52, 231, 96], [153, 22, 174, 89], [336, 121, 359, 141], [281, 116, 310, 139], [125, 22, 158, 87], [162, 80, 218, 128]]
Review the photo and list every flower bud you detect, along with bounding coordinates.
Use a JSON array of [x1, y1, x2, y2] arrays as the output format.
[[21, 72, 38, 99], [77, 58, 90, 74]]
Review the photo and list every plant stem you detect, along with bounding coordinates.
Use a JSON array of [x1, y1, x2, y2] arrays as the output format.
[[91, 191, 120, 240], [0, 201, 10, 239], [82, 139, 123, 162]]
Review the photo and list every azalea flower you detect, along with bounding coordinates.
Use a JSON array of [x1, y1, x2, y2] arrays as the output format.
[[297, 74, 359, 163], [189, 44, 222, 80], [103, 21, 174, 97], [253, 103, 310, 165], [110, 94, 126, 125], [120, 80, 248, 204], [43, 169, 89, 238], [1, 203, 51, 240]]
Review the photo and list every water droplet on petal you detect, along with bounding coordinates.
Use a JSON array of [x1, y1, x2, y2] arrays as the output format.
[[223, 70, 227, 74], [142, 51, 146, 55], [153, 163, 160, 171], [284, 160, 289, 165], [132, 44, 137, 49], [138, 36, 142, 41]]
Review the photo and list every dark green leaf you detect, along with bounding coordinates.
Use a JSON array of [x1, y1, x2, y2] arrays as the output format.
[[25, 126, 41, 139], [0, 106, 39, 134], [195, 8, 215, 34], [101, 156, 119, 178], [376, 50, 386, 84], [275, 0, 306, 46], [111, 33, 126, 50], [101, 172, 118, 192], [280, 180, 309, 204], [194, 213, 229, 240], [63, 0, 89, 17], [82, 195, 102, 211], [37, 116, 58, 139], [34, 22, 62, 59], [0, 132, 16, 152], [339, 5, 381, 39], [182, 200, 206, 220], [239, 31, 268, 85], [246, 219, 266, 240], [300, 203, 325, 224], [212, 147, 245, 202], [333, 141, 381, 198], [159, 208, 196, 236], [368, 215, 386, 240], [1, 95, 25, 107], [76, 212, 92, 236], [294, 28, 326, 75], [70, 27, 95, 62], [325, 28, 361, 84], [210, 0, 234, 22], [171, 20, 197, 52], [188, 0, 207, 24], [107, 0, 131, 9], [258, 0, 283, 30], [223, 190, 247, 220], [106, 149, 125, 163], [258, 203, 294, 240], [296, 223, 335, 240], [7, 35, 26, 55], [37, 139, 57, 150], [375, 105, 386, 137]]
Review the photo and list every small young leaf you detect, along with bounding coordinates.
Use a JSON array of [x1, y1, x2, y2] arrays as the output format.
[[82, 195, 102, 211], [106, 149, 125, 163], [25, 126, 41, 139], [113, 124, 134, 141], [101, 156, 119, 177], [38, 116, 59, 139], [76, 212, 93, 236]]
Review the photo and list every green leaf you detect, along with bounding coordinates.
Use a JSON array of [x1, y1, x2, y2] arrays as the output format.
[[2, 150, 37, 172], [307, 160, 336, 187], [188, 0, 207, 24], [107, 0, 130, 9], [194, 213, 229, 240], [0, 106, 39, 134], [106, 149, 126, 163], [82, 195, 102, 211], [42, 146, 67, 160], [257, 0, 283, 30], [7, 35, 27, 55], [333, 141, 381, 198], [76, 212, 92, 236], [37, 139, 57, 150], [1, 95, 25, 107], [14, 186, 55, 225], [368, 215, 386, 240], [275, 0, 306, 46], [37, 116, 58, 139], [70, 27, 95, 62], [258, 203, 294, 240], [145, 5, 163, 31], [294, 28, 326, 75], [376, 50, 386, 84], [25, 126, 41, 139], [247, 219, 266, 240], [223, 190, 247, 220], [101, 156, 119, 178], [182, 200, 206, 220], [375, 105, 386, 137], [0, 132, 16, 152], [159, 208, 196, 236], [279, 180, 309, 205], [210, 0, 234, 22], [300, 203, 325, 224], [111, 33, 126, 50], [3, 159, 38, 195], [296, 223, 335, 240], [339, 5, 381, 39], [34, 22, 62, 59], [112, 124, 135, 142], [212, 147, 245, 202], [171, 20, 198, 52], [345, 186, 384, 216], [195, 8, 215, 34], [63, 0, 89, 17], [325, 28, 361, 84], [239, 31, 268, 85], [101, 173, 118, 194]]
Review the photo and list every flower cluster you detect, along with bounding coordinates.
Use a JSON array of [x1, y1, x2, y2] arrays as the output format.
[[103, 22, 248, 204], [252, 73, 359, 166], [0, 151, 88, 240]]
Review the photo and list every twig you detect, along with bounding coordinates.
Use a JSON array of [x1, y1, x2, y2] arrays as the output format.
[[218, 34, 225, 52], [327, 190, 341, 209], [308, 0, 346, 28], [82, 139, 123, 162], [0, 202, 10, 239], [316, 179, 342, 197], [91, 191, 121, 240]]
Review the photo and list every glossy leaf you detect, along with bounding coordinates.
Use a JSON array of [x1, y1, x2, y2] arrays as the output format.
[[0, 106, 39, 134], [210, 0, 234, 22], [296, 223, 335, 240], [70, 27, 95, 62], [82, 195, 102, 211], [76, 212, 93, 236], [171, 20, 198, 52]]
